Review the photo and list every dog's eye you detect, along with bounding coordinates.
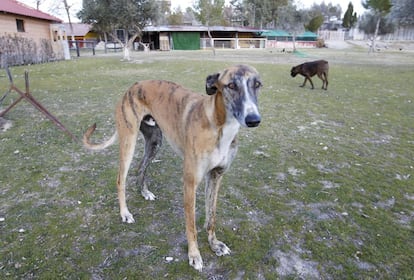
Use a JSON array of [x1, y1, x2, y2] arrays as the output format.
[[227, 83, 236, 90], [254, 81, 262, 89]]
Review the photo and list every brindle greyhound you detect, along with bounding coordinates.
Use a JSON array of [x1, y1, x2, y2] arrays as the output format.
[[83, 65, 262, 271]]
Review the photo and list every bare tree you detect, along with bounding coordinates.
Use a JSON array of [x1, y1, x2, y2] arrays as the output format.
[[362, 0, 392, 53], [275, 3, 307, 51], [62, 0, 73, 39]]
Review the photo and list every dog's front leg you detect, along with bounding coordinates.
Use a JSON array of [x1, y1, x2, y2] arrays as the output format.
[[183, 165, 203, 271], [302, 76, 314, 89], [308, 76, 315, 89], [300, 77, 308, 88], [205, 168, 231, 257]]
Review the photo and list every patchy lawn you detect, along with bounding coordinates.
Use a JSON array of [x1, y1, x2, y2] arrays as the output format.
[[1, 45, 413, 279]]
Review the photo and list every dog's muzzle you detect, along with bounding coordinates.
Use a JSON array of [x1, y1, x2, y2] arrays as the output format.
[[245, 113, 261, 127]]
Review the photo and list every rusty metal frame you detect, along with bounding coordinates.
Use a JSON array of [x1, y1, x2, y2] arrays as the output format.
[[0, 66, 78, 142]]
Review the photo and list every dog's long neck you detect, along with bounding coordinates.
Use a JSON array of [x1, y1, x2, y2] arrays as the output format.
[[211, 91, 227, 128], [209, 91, 240, 145]]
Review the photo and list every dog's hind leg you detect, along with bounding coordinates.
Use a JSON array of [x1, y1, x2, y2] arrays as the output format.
[[323, 72, 328, 90], [317, 72, 327, 90], [137, 121, 163, 200], [205, 167, 231, 257], [113, 91, 146, 224], [116, 113, 139, 223]]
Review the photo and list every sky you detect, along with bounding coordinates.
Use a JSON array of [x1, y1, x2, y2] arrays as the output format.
[[170, 0, 366, 17], [19, 0, 366, 23], [295, 0, 365, 17]]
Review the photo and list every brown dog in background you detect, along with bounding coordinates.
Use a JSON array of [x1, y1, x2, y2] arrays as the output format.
[[291, 60, 329, 90]]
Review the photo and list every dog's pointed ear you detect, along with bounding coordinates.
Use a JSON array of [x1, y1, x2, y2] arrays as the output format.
[[205, 73, 220, 95]]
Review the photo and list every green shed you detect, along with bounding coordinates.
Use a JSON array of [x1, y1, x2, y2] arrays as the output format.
[[296, 31, 318, 41], [171, 32, 200, 50], [260, 30, 291, 41]]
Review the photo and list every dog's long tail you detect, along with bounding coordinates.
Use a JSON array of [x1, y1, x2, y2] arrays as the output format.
[[83, 123, 118, 151]]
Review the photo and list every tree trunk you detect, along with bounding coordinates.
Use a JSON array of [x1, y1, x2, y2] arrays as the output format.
[[369, 17, 381, 54], [109, 32, 125, 57], [207, 26, 216, 56], [123, 33, 140, 61], [62, 0, 73, 38], [292, 35, 297, 52], [104, 32, 108, 54], [123, 32, 130, 61]]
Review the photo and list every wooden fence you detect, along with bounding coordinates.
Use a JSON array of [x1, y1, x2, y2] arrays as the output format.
[[319, 27, 414, 41]]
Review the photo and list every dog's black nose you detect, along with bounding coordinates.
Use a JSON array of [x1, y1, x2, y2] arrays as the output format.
[[245, 114, 261, 127]]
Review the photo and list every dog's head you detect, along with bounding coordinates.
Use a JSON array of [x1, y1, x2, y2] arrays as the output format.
[[206, 65, 262, 128], [290, 65, 300, 77]]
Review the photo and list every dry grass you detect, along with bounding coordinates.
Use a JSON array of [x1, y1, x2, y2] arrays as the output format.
[[1, 44, 413, 279]]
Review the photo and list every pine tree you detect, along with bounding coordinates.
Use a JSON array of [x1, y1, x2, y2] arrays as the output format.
[[342, 2, 358, 29]]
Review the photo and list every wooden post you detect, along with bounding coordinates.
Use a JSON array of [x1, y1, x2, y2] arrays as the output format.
[[75, 41, 80, 57]]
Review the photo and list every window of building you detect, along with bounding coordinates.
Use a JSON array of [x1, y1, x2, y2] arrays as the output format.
[[16, 19, 25, 32]]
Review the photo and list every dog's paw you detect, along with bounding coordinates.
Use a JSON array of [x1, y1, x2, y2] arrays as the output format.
[[211, 240, 231, 256], [188, 253, 203, 272], [121, 210, 135, 223], [141, 190, 156, 201]]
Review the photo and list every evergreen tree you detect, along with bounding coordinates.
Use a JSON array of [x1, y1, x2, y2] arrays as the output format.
[[305, 15, 324, 32], [342, 2, 358, 29]]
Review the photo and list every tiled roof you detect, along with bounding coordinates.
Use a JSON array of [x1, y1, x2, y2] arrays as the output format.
[[0, 0, 62, 22], [60, 23, 92, 36]]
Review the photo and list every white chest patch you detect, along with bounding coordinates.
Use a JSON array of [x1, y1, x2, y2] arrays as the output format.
[[209, 120, 239, 169]]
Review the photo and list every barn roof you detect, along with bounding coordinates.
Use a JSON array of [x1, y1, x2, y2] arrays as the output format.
[[260, 30, 291, 37], [0, 0, 62, 22], [297, 31, 318, 38], [60, 23, 92, 36]]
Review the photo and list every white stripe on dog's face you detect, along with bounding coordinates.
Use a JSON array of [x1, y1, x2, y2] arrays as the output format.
[[241, 78, 260, 120]]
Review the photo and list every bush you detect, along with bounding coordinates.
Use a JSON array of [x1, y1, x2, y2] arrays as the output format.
[[316, 38, 326, 48], [0, 35, 58, 67]]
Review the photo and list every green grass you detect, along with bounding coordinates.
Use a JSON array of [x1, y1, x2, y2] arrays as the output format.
[[1, 47, 413, 279]]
